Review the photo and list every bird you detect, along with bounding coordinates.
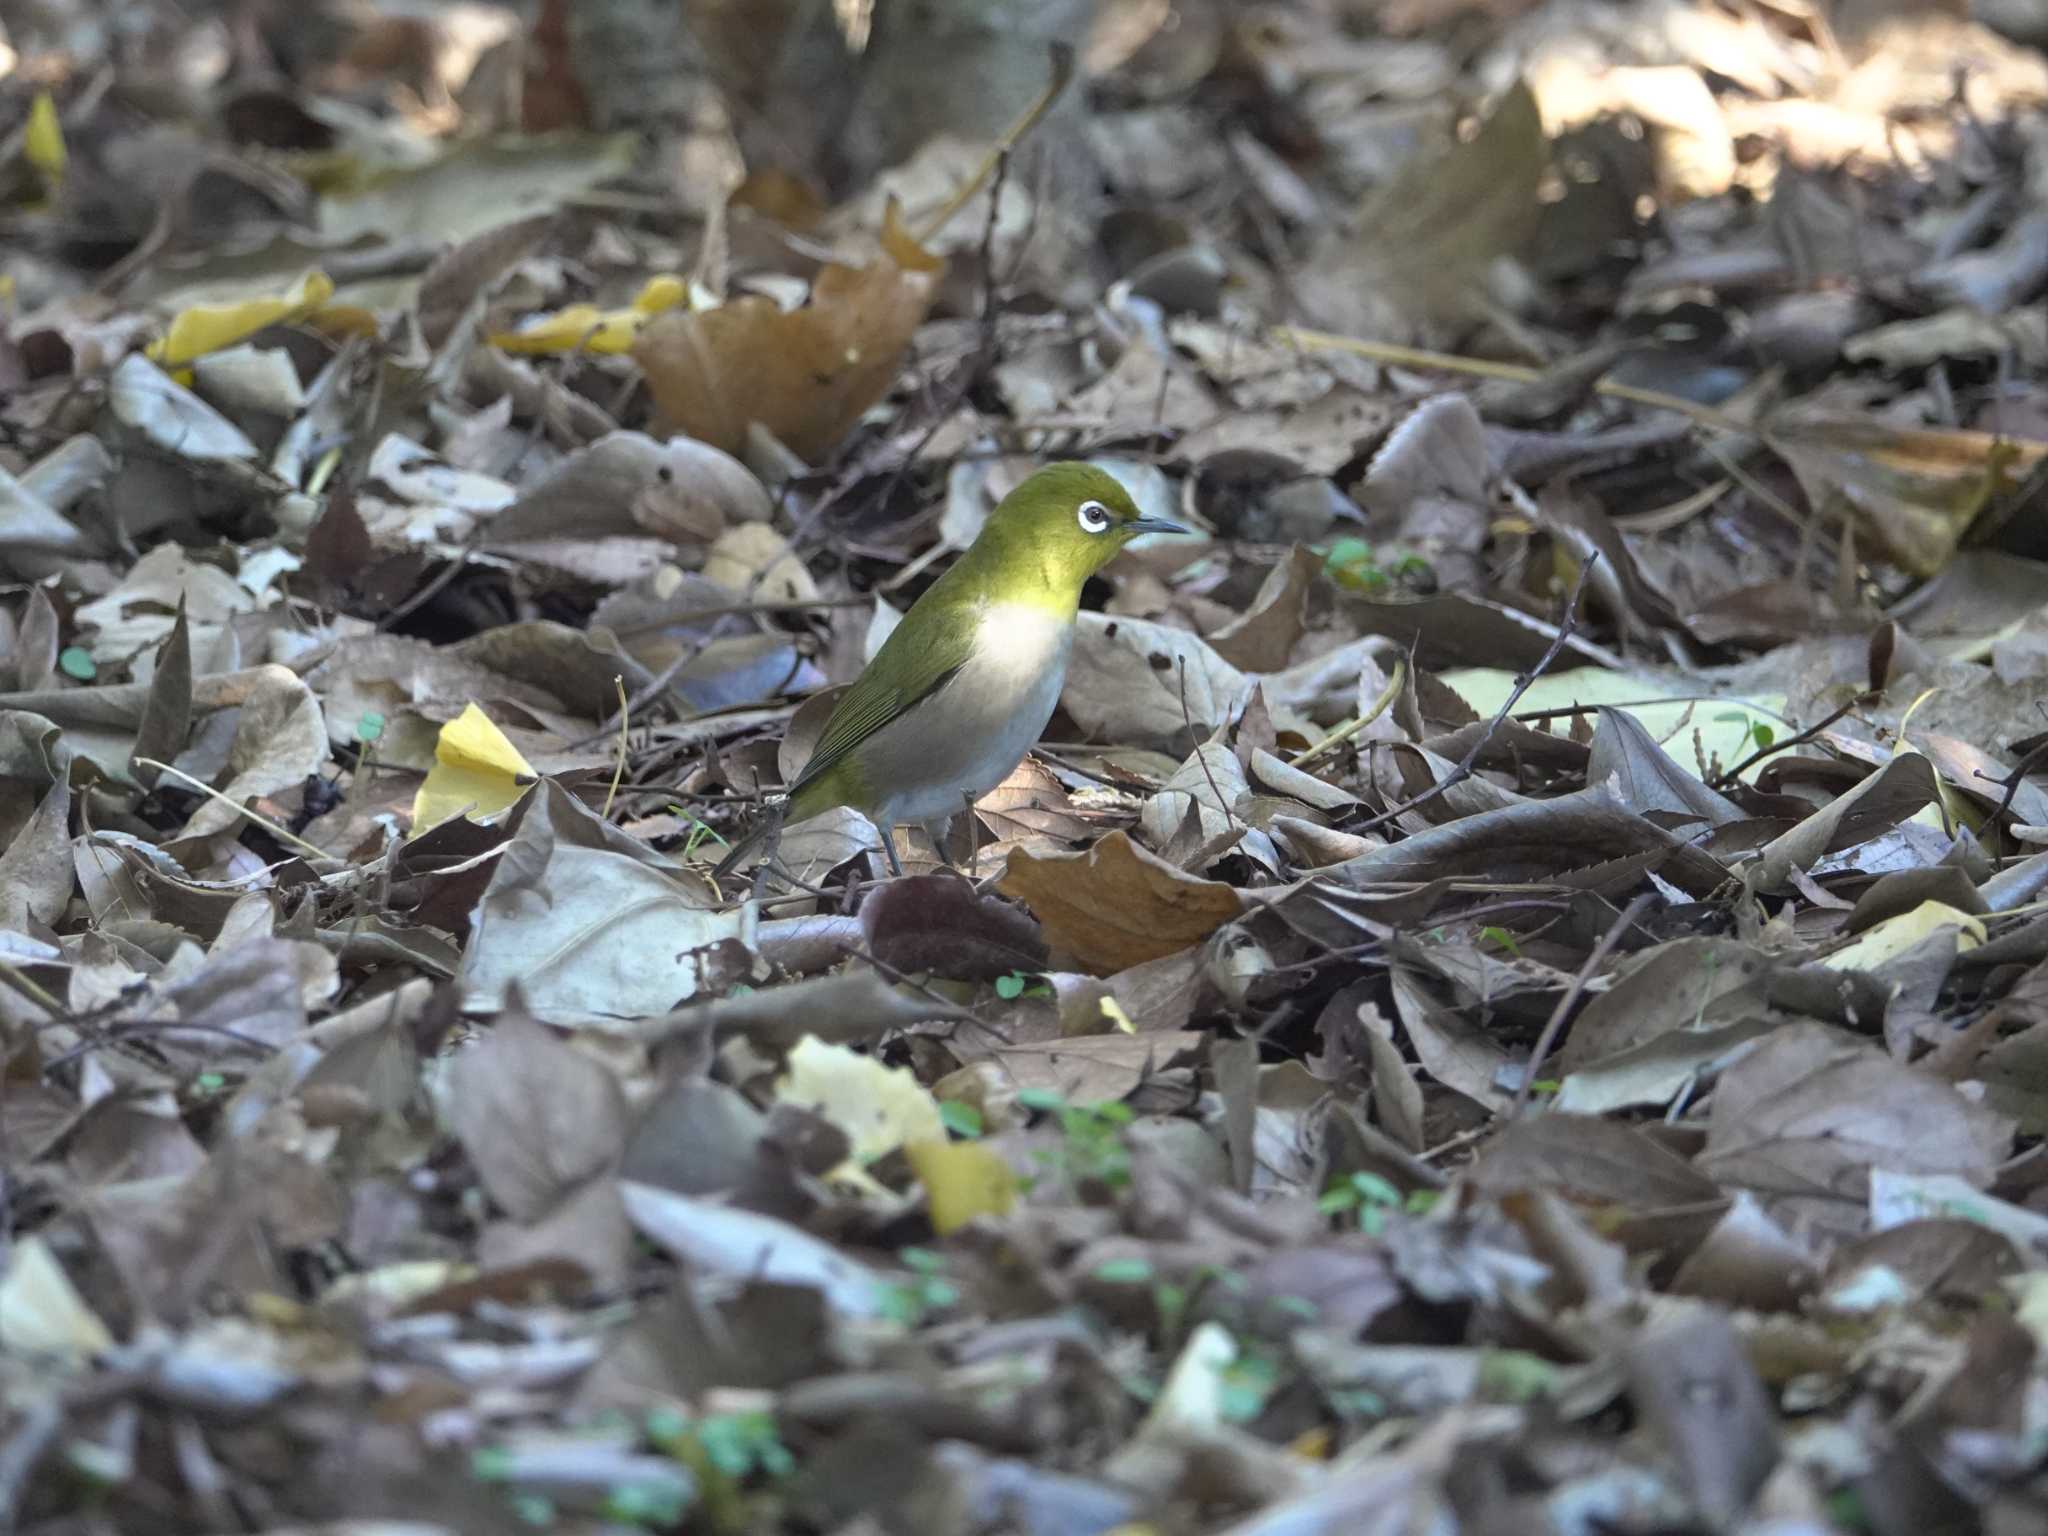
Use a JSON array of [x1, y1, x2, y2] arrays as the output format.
[[715, 462, 1188, 879]]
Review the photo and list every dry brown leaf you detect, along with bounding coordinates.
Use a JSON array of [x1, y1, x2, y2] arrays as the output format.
[[990, 1030, 1204, 1103], [444, 1010, 627, 1222], [1766, 409, 2048, 578], [633, 203, 944, 460], [1000, 831, 1244, 975]]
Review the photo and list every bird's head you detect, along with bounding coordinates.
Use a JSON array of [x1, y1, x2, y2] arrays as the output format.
[[977, 462, 1189, 593]]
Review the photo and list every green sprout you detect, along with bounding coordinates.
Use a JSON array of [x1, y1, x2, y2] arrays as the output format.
[[1318, 1170, 1404, 1235]]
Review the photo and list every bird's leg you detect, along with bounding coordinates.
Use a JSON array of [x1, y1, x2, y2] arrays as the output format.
[[878, 821, 904, 878], [961, 791, 978, 879], [920, 811, 962, 872]]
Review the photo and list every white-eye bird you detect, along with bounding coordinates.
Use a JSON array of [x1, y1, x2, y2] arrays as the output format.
[[717, 462, 1187, 877]]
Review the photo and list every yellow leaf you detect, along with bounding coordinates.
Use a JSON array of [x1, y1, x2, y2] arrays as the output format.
[[1099, 996, 1137, 1033], [906, 1139, 1017, 1234], [1288, 1426, 1333, 1460], [411, 703, 538, 829], [633, 199, 944, 459], [146, 269, 339, 370], [491, 273, 688, 356], [1824, 900, 1985, 973], [0, 1236, 112, 1366], [776, 1035, 945, 1164], [25, 92, 65, 183]]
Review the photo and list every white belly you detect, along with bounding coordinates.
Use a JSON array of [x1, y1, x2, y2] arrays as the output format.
[[860, 602, 1071, 827]]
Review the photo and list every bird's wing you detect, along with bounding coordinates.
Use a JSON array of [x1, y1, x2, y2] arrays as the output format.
[[787, 608, 976, 803]]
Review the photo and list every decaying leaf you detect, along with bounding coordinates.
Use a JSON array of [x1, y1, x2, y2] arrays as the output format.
[[444, 1011, 626, 1222], [775, 1036, 946, 1165], [634, 204, 944, 460], [461, 781, 744, 1022], [1001, 832, 1244, 974]]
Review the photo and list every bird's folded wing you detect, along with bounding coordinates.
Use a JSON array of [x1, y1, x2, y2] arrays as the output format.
[[788, 617, 973, 799]]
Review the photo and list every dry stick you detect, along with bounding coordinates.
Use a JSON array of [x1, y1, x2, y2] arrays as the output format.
[[1975, 732, 2048, 826], [1348, 557, 1599, 838], [1177, 656, 1240, 836], [133, 757, 332, 862], [604, 597, 872, 639], [1706, 694, 1866, 789], [913, 42, 1076, 245], [0, 958, 63, 1017], [1291, 659, 1406, 769], [1513, 891, 1655, 1116], [1272, 326, 1755, 437], [600, 675, 630, 819], [1512, 695, 1797, 727]]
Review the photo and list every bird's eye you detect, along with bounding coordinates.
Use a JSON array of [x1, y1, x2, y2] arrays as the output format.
[[1076, 500, 1112, 534]]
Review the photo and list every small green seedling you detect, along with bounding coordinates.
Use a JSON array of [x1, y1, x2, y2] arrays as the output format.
[[1318, 1170, 1405, 1235]]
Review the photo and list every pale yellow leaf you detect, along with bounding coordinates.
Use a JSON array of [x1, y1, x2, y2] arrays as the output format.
[[905, 1139, 1017, 1234], [411, 702, 539, 829]]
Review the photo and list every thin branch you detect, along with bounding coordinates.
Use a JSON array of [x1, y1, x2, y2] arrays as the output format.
[[1706, 695, 1865, 788], [1347, 558, 1599, 838], [1513, 891, 1654, 1116], [913, 43, 1074, 244], [134, 758, 332, 862], [1973, 734, 2048, 825], [1291, 659, 1406, 769], [1273, 326, 1755, 436]]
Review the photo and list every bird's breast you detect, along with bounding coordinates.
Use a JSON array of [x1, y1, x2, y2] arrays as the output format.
[[857, 600, 1072, 825]]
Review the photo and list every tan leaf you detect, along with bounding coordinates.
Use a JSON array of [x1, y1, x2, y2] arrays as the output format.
[[445, 1011, 627, 1223], [633, 203, 944, 460], [1000, 831, 1243, 974]]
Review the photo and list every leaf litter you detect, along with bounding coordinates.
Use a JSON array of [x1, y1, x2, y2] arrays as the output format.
[[8, 0, 2048, 1530]]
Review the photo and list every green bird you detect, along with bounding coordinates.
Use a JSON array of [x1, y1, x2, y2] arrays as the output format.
[[717, 463, 1188, 878]]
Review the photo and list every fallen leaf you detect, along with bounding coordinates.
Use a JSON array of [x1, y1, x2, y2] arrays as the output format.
[[1766, 408, 2048, 578], [1063, 613, 1251, 754], [619, 1181, 887, 1317], [1001, 831, 1244, 974], [1300, 79, 1546, 336], [317, 132, 637, 246], [1823, 900, 1985, 972], [989, 1031, 1203, 1103], [906, 1139, 1018, 1234], [461, 781, 744, 1023], [775, 1036, 947, 1165], [411, 702, 540, 829], [634, 202, 944, 460], [490, 274, 688, 355], [1701, 1023, 2013, 1236], [0, 1236, 114, 1366], [145, 269, 357, 372], [444, 1011, 627, 1222]]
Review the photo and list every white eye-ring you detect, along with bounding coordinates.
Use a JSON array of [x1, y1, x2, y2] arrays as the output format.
[[1076, 499, 1112, 534]]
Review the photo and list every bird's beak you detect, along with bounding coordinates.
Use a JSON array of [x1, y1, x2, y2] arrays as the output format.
[[1129, 513, 1191, 536]]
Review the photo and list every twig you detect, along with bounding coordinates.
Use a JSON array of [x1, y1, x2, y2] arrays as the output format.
[[1273, 326, 1755, 436], [1511, 695, 1796, 727], [601, 675, 630, 819], [913, 43, 1075, 244], [1348, 559, 1598, 837], [375, 523, 489, 631], [1178, 656, 1240, 837], [134, 758, 332, 862], [1513, 891, 1654, 1116], [1290, 660, 1406, 769], [41, 1018, 283, 1077], [1974, 734, 2048, 825], [1706, 695, 1865, 788], [0, 958, 63, 1017], [604, 597, 872, 639]]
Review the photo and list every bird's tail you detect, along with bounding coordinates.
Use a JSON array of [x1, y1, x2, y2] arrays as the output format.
[[712, 800, 784, 879]]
